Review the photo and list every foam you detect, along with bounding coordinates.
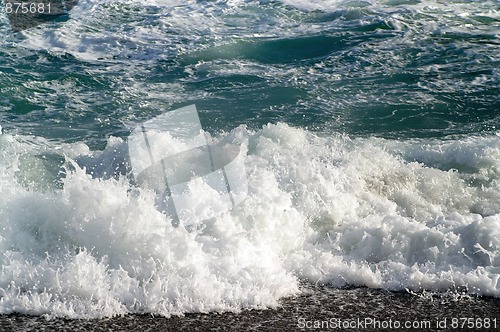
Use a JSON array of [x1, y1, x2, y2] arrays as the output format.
[[1, 124, 500, 318], [1, 0, 499, 318]]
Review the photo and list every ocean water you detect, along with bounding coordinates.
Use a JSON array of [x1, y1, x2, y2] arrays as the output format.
[[0, 0, 499, 319]]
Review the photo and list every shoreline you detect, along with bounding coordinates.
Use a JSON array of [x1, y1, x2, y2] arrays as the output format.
[[2, 284, 500, 331]]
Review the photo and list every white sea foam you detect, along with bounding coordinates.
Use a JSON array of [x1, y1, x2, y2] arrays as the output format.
[[1, 0, 499, 319], [1, 124, 499, 318]]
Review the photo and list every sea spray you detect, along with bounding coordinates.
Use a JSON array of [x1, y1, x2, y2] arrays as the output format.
[[1, 124, 500, 317]]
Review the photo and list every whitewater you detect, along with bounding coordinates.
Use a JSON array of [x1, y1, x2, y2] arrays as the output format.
[[1, 124, 499, 318], [0, 0, 499, 319]]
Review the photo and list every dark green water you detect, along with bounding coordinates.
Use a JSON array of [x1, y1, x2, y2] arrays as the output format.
[[1, 0, 498, 148], [0, 0, 499, 321]]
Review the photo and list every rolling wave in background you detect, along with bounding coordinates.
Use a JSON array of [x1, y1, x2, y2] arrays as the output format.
[[0, 0, 499, 318]]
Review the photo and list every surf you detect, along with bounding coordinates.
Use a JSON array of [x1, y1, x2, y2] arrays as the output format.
[[1, 122, 499, 318]]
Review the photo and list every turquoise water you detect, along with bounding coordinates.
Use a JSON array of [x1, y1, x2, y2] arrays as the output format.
[[0, 0, 499, 318], [1, 0, 498, 146]]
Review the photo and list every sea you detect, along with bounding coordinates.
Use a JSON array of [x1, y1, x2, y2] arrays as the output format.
[[0, 0, 499, 328]]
